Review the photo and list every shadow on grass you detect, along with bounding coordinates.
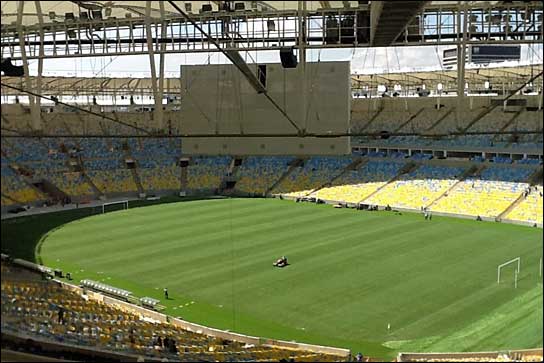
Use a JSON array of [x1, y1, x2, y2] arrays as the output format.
[[1, 195, 226, 262]]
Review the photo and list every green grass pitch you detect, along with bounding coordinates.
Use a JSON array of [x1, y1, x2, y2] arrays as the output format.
[[30, 198, 544, 358]]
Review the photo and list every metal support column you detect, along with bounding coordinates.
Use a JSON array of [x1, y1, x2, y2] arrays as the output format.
[[299, 0, 307, 133], [157, 0, 167, 130], [456, 1, 468, 129], [34, 0, 45, 130], [145, 1, 164, 130], [17, 1, 41, 131]]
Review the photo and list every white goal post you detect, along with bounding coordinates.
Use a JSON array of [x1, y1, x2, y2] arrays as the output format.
[[102, 200, 129, 214], [497, 257, 521, 287]]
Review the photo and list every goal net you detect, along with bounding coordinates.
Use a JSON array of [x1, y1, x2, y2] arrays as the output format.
[[102, 200, 129, 214], [497, 257, 520, 288]]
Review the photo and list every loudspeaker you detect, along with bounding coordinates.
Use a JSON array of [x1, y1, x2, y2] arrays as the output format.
[[267, 20, 276, 32], [417, 89, 430, 97], [1, 58, 25, 77], [280, 47, 298, 68], [91, 9, 102, 19]]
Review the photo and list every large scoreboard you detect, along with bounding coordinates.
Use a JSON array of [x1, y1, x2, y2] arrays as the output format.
[[179, 61, 351, 155], [442, 45, 521, 69]]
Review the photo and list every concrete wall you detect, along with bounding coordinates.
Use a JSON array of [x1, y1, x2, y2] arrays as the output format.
[[2, 95, 540, 137]]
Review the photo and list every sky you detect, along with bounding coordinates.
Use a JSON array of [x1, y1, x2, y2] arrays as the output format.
[[27, 44, 543, 78]]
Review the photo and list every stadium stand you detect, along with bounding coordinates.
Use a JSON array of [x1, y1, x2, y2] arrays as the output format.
[[398, 107, 450, 133], [275, 156, 354, 197], [2, 135, 542, 225], [1, 156, 46, 204], [1, 262, 346, 362], [87, 169, 139, 195], [314, 159, 405, 203], [505, 185, 544, 224], [44, 172, 95, 198], [1, 2, 543, 360], [187, 156, 231, 191], [235, 156, 295, 195], [140, 165, 181, 192], [364, 165, 466, 209], [430, 166, 534, 218], [130, 138, 182, 192]]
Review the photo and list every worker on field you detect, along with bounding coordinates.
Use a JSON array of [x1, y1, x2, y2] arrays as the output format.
[[273, 256, 288, 267], [164, 288, 169, 300]]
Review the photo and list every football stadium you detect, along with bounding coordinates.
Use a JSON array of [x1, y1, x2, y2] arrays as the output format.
[[1, 1, 543, 362]]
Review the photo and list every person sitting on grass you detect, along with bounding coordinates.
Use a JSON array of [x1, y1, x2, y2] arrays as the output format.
[[273, 256, 288, 267]]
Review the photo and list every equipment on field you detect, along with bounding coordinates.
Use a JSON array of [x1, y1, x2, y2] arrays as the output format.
[[273, 256, 288, 268], [102, 200, 129, 214]]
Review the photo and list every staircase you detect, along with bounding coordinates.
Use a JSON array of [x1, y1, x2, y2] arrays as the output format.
[[68, 153, 104, 200], [528, 167, 543, 185], [394, 108, 425, 133], [460, 105, 500, 134], [98, 121, 114, 150], [425, 163, 485, 209], [62, 120, 74, 135], [266, 157, 306, 196], [9, 165, 49, 202], [219, 156, 243, 194], [492, 109, 524, 140], [1, 192, 22, 205], [359, 162, 418, 203], [423, 109, 455, 134], [32, 179, 70, 204], [82, 171, 104, 199], [496, 191, 528, 222], [130, 168, 145, 196], [358, 107, 385, 132], [180, 163, 188, 191], [305, 157, 368, 197], [77, 156, 104, 199], [122, 141, 145, 196], [497, 167, 544, 221]]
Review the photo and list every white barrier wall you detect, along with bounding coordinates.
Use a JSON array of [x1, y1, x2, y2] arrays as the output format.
[[56, 280, 351, 358]]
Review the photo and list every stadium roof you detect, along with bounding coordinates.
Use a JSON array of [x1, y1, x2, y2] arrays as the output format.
[[1, 63, 541, 96], [352, 63, 543, 89], [0, 1, 515, 28], [1, 76, 182, 96]]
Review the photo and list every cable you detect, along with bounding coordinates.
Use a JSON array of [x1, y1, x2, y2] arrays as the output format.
[[230, 184, 236, 331], [2, 127, 539, 139], [385, 47, 389, 73]]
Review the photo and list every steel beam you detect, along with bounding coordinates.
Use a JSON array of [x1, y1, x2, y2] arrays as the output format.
[[2, 3, 542, 60]]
